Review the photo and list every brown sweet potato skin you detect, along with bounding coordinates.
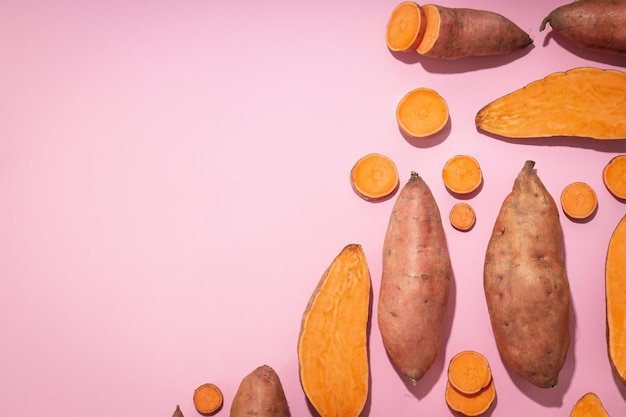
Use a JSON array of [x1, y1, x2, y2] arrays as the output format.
[[418, 5, 533, 59], [378, 171, 452, 385], [230, 365, 290, 417], [540, 0, 626, 56], [484, 161, 571, 389]]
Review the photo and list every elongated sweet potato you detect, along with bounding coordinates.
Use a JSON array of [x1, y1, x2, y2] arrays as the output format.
[[378, 171, 452, 384], [230, 365, 290, 417], [416, 4, 532, 59], [540, 0, 626, 56], [298, 244, 371, 417], [569, 392, 610, 417], [476, 67, 626, 140], [606, 215, 626, 385], [484, 161, 571, 388]]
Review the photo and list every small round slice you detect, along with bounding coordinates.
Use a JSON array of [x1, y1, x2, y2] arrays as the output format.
[[560, 182, 598, 220], [350, 153, 399, 201], [396, 87, 449, 138], [442, 155, 482, 194], [445, 379, 496, 417], [603, 155, 626, 200], [450, 203, 476, 231], [193, 383, 223, 415], [448, 350, 492, 395], [385, 1, 426, 52]]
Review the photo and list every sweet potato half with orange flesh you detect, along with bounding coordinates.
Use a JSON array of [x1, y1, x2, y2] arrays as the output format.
[[540, 0, 626, 56], [569, 392, 610, 417], [416, 4, 532, 59], [378, 172, 452, 384], [298, 244, 371, 417], [386, 1, 427, 52], [476, 67, 626, 140], [606, 215, 626, 385], [484, 161, 571, 388]]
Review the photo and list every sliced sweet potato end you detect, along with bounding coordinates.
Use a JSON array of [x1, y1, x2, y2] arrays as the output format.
[[416, 4, 440, 55], [386, 1, 426, 52]]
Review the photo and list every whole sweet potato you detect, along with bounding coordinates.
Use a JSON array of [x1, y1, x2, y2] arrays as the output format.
[[540, 0, 626, 56], [378, 171, 452, 385], [483, 161, 570, 388], [230, 365, 290, 417]]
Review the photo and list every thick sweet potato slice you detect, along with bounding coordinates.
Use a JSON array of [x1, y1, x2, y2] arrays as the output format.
[[569, 392, 610, 417], [445, 379, 496, 416], [476, 67, 626, 140], [448, 350, 492, 395], [386, 1, 426, 52], [606, 215, 626, 385], [298, 244, 371, 417]]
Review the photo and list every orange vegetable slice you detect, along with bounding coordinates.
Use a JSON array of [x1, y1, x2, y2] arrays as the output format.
[[603, 155, 626, 200], [445, 379, 496, 416], [442, 155, 483, 194], [560, 182, 598, 220], [449, 203, 476, 231], [396, 87, 449, 138], [193, 383, 223, 415], [350, 153, 399, 201], [385, 1, 426, 52]]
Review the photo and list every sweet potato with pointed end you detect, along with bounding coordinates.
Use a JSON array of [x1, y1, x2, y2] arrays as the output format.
[[606, 215, 626, 385], [386, 1, 427, 52], [230, 365, 290, 417], [173, 405, 184, 417], [416, 4, 532, 59], [569, 392, 610, 417], [540, 0, 626, 56], [298, 244, 370, 417], [484, 161, 571, 388], [476, 67, 626, 140], [378, 171, 452, 384]]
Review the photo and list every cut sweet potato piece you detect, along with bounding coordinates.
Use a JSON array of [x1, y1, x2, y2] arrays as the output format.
[[386, 1, 426, 52], [569, 392, 610, 417], [350, 153, 399, 201], [606, 215, 626, 385], [560, 182, 598, 220], [193, 383, 223, 415], [603, 155, 626, 199], [442, 155, 483, 194], [476, 67, 626, 140], [445, 379, 496, 416], [449, 203, 476, 232], [396, 87, 449, 138], [447, 350, 492, 395]]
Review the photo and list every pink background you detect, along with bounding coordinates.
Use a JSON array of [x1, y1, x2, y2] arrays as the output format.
[[2, 0, 626, 416]]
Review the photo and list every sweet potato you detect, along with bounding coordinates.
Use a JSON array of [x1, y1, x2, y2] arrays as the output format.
[[540, 0, 626, 56], [298, 244, 370, 417], [350, 153, 399, 202], [193, 383, 223, 415], [173, 405, 184, 417], [606, 215, 626, 385], [442, 155, 483, 194], [569, 392, 610, 417], [396, 87, 449, 138], [386, 1, 427, 52], [560, 182, 598, 220], [603, 155, 626, 199], [230, 365, 290, 417], [445, 379, 496, 416], [449, 203, 476, 232], [476, 67, 626, 140], [484, 160, 571, 388], [416, 4, 532, 59], [447, 350, 492, 395], [378, 171, 452, 384]]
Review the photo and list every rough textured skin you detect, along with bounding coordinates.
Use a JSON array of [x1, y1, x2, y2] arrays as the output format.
[[378, 171, 452, 385], [417, 5, 533, 59], [230, 365, 290, 417], [540, 0, 626, 56], [484, 161, 571, 389]]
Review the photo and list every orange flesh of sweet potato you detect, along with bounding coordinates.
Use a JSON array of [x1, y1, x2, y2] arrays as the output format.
[[476, 67, 626, 140], [396, 87, 449, 138], [416, 4, 532, 59], [606, 215, 626, 385], [450, 203, 476, 231], [445, 379, 496, 416], [569, 392, 610, 417], [386, 1, 427, 52], [298, 244, 370, 417], [560, 182, 598, 220], [603, 155, 626, 199], [193, 383, 223, 415], [230, 365, 290, 417], [540, 0, 626, 56], [448, 350, 492, 395], [442, 155, 483, 194], [378, 171, 452, 384], [350, 153, 399, 201], [484, 160, 571, 388]]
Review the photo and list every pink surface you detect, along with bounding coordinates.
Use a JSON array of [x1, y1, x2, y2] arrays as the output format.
[[2, 0, 626, 415]]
